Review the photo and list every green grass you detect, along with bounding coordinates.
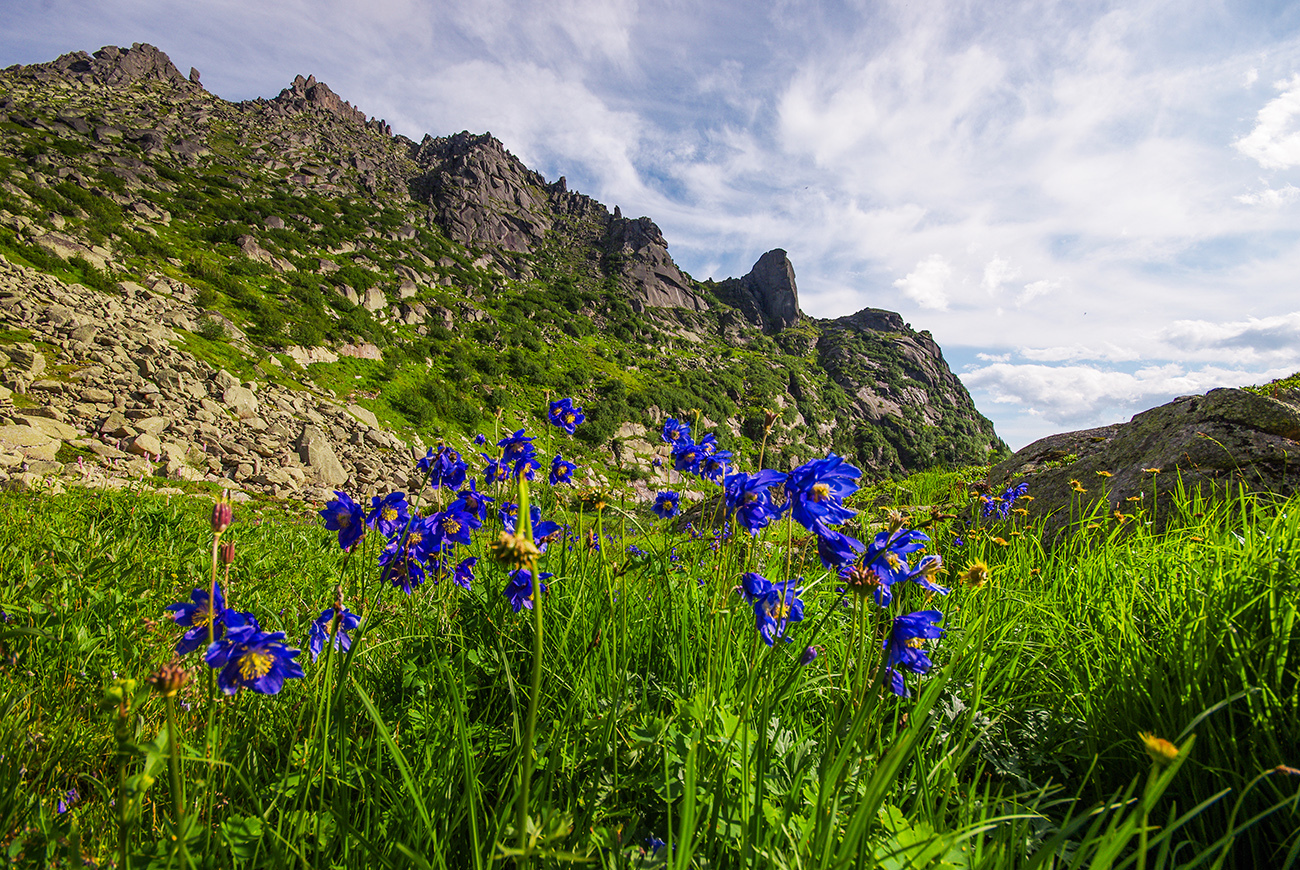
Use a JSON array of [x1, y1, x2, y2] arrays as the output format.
[[0, 460, 1295, 868]]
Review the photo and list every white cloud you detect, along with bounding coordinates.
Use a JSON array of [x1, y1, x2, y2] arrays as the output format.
[[1018, 278, 1061, 305], [893, 255, 952, 310], [1018, 343, 1143, 363], [1234, 73, 1300, 169], [1245, 67, 1259, 87], [961, 361, 1293, 427], [981, 257, 1017, 296], [977, 352, 1011, 362], [1159, 311, 1300, 359], [1235, 183, 1300, 206]]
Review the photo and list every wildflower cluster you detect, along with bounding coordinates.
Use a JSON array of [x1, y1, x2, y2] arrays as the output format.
[[981, 481, 1029, 519]]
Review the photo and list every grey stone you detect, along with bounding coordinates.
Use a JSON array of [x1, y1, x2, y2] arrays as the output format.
[[297, 424, 348, 486]]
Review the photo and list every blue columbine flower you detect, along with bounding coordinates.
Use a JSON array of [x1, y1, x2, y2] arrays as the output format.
[[652, 491, 680, 519], [724, 470, 788, 535], [787, 454, 861, 533], [816, 526, 865, 569], [453, 556, 477, 590], [662, 418, 691, 445], [754, 579, 805, 645], [166, 582, 227, 655], [320, 491, 366, 551], [367, 492, 410, 540], [418, 444, 468, 490], [481, 452, 510, 484], [207, 616, 304, 695], [700, 449, 731, 484], [473, 433, 487, 446], [498, 429, 539, 478], [883, 610, 945, 697], [503, 568, 552, 612], [672, 441, 703, 475], [427, 507, 475, 553], [904, 554, 950, 596], [548, 398, 585, 435], [738, 571, 774, 603], [378, 535, 427, 594], [307, 607, 361, 661], [550, 453, 577, 486], [450, 479, 493, 522]]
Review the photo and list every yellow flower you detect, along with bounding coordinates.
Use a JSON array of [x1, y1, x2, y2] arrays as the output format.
[[991, 536, 1009, 547], [1012, 507, 1029, 516], [1139, 732, 1179, 766], [1096, 470, 1113, 477], [1143, 467, 1162, 474], [1069, 479, 1087, 493], [958, 560, 991, 589]]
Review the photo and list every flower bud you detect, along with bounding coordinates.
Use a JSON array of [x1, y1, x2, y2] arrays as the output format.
[[211, 500, 233, 535], [798, 646, 820, 666], [219, 541, 235, 565], [763, 409, 779, 430]]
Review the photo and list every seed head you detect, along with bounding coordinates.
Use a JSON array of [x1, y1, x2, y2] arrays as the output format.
[[147, 660, 191, 698], [490, 531, 541, 570]]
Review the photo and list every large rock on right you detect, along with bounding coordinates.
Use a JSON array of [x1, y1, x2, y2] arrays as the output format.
[[986, 387, 1300, 544]]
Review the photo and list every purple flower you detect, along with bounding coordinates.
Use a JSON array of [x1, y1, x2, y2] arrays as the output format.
[[815, 526, 864, 569], [367, 492, 410, 540], [754, 579, 805, 645], [453, 556, 478, 590], [548, 398, 585, 435], [206, 614, 304, 695], [165, 582, 227, 655], [307, 607, 361, 661], [503, 568, 552, 612], [787, 454, 861, 533], [652, 491, 680, 519], [882, 610, 945, 697], [418, 444, 468, 490], [450, 479, 493, 522], [661, 418, 691, 445], [320, 491, 365, 551], [550, 453, 577, 486], [723, 470, 788, 535]]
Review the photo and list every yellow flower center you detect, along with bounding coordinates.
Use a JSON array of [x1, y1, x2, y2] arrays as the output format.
[[885, 552, 901, 570], [767, 602, 790, 620], [408, 532, 423, 547], [238, 648, 275, 681], [382, 506, 398, 522], [336, 511, 351, 527], [564, 413, 575, 424], [811, 482, 831, 502], [906, 638, 925, 649], [442, 517, 462, 535]]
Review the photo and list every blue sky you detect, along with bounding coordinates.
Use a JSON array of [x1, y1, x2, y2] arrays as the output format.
[[5, 0, 1300, 449]]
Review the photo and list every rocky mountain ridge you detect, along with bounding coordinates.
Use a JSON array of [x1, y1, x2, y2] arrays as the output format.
[[0, 42, 1005, 497]]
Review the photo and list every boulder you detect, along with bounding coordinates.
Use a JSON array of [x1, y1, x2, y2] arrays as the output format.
[[298, 424, 348, 486], [988, 387, 1300, 544], [223, 384, 259, 418], [0, 425, 60, 461]]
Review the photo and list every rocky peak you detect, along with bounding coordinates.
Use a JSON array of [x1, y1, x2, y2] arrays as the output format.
[[272, 74, 370, 127], [40, 43, 191, 89], [714, 248, 801, 333], [603, 216, 705, 312]]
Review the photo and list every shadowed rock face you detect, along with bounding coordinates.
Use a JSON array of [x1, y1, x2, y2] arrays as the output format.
[[603, 216, 704, 311], [987, 387, 1300, 544], [713, 249, 800, 333], [43, 43, 192, 89]]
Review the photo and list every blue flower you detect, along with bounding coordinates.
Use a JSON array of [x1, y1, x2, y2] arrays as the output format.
[[548, 398, 585, 435], [450, 479, 493, 522], [453, 556, 478, 590], [427, 507, 475, 552], [754, 579, 805, 645], [841, 526, 931, 606], [473, 433, 487, 446], [700, 449, 732, 483], [661, 418, 691, 445], [816, 526, 864, 569], [480, 452, 510, 484], [379, 536, 427, 594], [982, 482, 1031, 520], [367, 492, 410, 539], [882, 610, 945, 697], [672, 442, 703, 475], [56, 788, 79, 814], [550, 453, 577, 486], [503, 568, 552, 612], [787, 454, 861, 533], [738, 571, 773, 603], [904, 554, 950, 596], [206, 615, 304, 695], [497, 429, 539, 477], [724, 470, 788, 535], [652, 491, 680, 519], [418, 444, 468, 490], [166, 582, 227, 655], [307, 607, 361, 661], [320, 491, 366, 551]]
